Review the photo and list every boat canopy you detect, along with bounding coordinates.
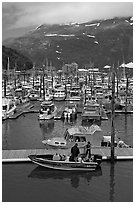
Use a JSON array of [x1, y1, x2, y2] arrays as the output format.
[[66, 125, 101, 136]]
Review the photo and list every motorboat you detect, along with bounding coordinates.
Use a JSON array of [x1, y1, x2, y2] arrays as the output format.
[[2, 98, 16, 120], [39, 100, 57, 120], [53, 88, 66, 101], [81, 101, 101, 121], [28, 153, 102, 171], [42, 125, 102, 148]]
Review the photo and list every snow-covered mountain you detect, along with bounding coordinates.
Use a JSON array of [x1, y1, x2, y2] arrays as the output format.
[[3, 17, 133, 69]]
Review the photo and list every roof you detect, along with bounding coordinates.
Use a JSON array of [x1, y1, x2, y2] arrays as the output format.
[[67, 125, 101, 136], [41, 101, 54, 106], [50, 137, 66, 142]]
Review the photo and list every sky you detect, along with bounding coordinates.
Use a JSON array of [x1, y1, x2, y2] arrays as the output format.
[[2, 1, 133, 40]]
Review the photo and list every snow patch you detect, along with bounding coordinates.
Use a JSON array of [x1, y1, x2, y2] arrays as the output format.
[[45, 34, 58, 36], [56, 50, 61, 54], [87, 35, 95, 38], [45, 34, 75, 37], [130, 23, 133, 26], [94, 41, 99, 44], [130, 17, 133, 21], [125, 20, 129, 23], [34, 24, 42, 31], [85, 23, 100, 27]]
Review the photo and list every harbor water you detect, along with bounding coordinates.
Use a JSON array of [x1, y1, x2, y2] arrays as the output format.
[[3, 161, 133, 202], [2, 101, 133, 202]]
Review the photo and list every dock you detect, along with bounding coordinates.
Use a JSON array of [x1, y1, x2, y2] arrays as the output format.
[[8, 103, 39, 119], [2, 147, 133, 163]]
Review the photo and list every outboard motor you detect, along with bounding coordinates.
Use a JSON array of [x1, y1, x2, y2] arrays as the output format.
[[93, 154, 102, 164]]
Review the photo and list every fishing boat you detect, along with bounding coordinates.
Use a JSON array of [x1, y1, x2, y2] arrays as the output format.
[[53, 87, 66, 101], [42, 125, 102, 148], [2, 98, 16, 120], [28, 153, 102, 171], [39, 100, 57, 120], [81, 101, 101, 122]]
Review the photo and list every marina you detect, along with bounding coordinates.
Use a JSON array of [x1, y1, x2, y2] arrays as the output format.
[[2, 2, 133, 202]]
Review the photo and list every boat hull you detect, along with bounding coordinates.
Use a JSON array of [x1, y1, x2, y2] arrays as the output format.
[[28, 154, 101, 171], [39, 107, 57, 120]]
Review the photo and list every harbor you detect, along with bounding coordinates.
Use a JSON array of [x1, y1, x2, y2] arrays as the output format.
[[2, 2, 133, 202]]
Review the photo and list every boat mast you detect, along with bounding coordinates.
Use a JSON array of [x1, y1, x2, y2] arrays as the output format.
[[125, 77, 128, 113], [116, 60, 119, 98], [43, 59, 45, 101], [32, 63, 35, 89], [110, 64, 115, 162]]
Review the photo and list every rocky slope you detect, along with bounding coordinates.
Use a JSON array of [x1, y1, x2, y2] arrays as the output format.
[[3, 17, 133, 70]]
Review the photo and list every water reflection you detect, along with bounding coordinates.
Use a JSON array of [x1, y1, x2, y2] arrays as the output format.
[[39, 119, 54, 137], [2, 121, 10, 149], [109, 162, 115, 202], [28, 166, 102, 188]]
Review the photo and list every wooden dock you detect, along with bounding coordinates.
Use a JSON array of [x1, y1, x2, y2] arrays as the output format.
[[2, 147, 133, 163]]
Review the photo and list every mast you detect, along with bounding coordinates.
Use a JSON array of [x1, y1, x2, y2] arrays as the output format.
[[32, 63, 35, 89], [110, 64, 115, 162], [125, 77, 128, 113], [7, 57, 10, 83], [43, 60, 45, 101], [116, 60, 119, 98]]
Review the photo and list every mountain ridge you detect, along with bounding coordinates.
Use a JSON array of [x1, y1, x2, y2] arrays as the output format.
[[3, 17, 133, 70]]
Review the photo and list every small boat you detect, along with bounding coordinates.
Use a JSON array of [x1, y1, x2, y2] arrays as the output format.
[[2, 98, 16, 120], [28, 153, 102, 171], [42, 125, 102, 148], [39, 101, 57, 120], [29, 90, 40, 101]]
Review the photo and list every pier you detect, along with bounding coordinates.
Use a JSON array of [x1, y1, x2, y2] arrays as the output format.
[[2, 147, 133, 163]]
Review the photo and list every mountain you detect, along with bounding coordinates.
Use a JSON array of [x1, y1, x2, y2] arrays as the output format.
[[2, 46, 33, 70], [3, 17, 133, 70]]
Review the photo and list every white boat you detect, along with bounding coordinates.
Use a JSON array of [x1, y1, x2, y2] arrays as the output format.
[[28, 153, 102, 171], [39, 101, 57, 120], [2, 98, 16, 120], [53, 88, 66, 101], [42, 125, 102, 148]]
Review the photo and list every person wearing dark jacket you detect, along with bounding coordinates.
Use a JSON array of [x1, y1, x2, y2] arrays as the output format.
[[70, 143, 80, 161], [85, 141, 91, 158]]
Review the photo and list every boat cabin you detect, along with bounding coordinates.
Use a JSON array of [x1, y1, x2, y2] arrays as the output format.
[[64, 125, 102, 146], [40, 101, 55, 113]]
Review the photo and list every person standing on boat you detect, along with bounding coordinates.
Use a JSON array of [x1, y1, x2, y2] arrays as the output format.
[[85, 141, 91, 159], [70, 143, 80, 162]]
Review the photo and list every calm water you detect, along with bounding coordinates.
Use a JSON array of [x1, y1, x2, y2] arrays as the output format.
[[2, 101, 133, 202], [2, 101, 133, 149], [3, 161, 133, 202]]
